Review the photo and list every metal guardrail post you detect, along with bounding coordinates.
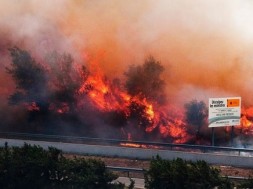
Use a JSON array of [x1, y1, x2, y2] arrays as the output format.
[[106, 166, 144, 178]]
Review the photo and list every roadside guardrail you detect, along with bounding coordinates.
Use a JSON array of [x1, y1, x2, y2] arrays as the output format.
[[0, 132, 253, 156]]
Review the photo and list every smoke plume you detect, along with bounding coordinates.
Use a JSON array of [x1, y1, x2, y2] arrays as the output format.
[[1, 1, 253, 105]]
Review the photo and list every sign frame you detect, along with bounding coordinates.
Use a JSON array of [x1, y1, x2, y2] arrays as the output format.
[[208, 97, 241, 128]]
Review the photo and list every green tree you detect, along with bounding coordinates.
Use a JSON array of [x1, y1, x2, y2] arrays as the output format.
[[144, 155, 232, 189], [184, 100, 208, 137], [0, 143, 125, 189], [124, 56, 166, 104]]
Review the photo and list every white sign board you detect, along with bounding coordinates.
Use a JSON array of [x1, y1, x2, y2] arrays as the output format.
[[208, 97, 241, 127]]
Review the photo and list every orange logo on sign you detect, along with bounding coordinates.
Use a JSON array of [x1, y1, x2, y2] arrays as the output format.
[[227, 99, 240, 107]]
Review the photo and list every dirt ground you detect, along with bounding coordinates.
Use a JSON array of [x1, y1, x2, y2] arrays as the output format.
[[64, 154, 253, 178]]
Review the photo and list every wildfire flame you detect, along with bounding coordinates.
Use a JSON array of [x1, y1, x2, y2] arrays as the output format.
[[77, 61, 190, 144], [239, 107, 253, 135]]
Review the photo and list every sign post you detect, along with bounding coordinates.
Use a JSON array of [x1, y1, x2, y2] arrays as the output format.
[[231, 126, 234, 146], [211, 127, 215, 146], [208, 97, 241, 146]]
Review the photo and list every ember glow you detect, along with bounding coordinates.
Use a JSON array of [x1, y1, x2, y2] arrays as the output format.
[[240, 107, 253, 133], [1, 1, 253, 146], [120, 142, 161, 149]]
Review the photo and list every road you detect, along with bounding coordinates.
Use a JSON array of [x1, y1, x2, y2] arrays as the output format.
[[1, 138, 253, 168]]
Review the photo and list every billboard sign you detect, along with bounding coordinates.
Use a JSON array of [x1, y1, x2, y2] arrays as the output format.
[[208, 97, 241, 127]]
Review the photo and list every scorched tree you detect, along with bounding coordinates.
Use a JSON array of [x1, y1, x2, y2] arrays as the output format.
[[6, 47, 49, 113]]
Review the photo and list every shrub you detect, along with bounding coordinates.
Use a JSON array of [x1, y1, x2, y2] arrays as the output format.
[[238, 176, 253, 188], [144, 155, 233, 189], [0, 143, 124, 189]]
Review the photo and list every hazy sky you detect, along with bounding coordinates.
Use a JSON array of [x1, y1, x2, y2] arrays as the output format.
[[1, 0, 253, 106]]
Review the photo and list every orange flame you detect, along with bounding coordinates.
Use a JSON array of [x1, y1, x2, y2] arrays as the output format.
[[120, 142, 161, 149], [77, 58, 190, 144], [239, 107, 253, 136]]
